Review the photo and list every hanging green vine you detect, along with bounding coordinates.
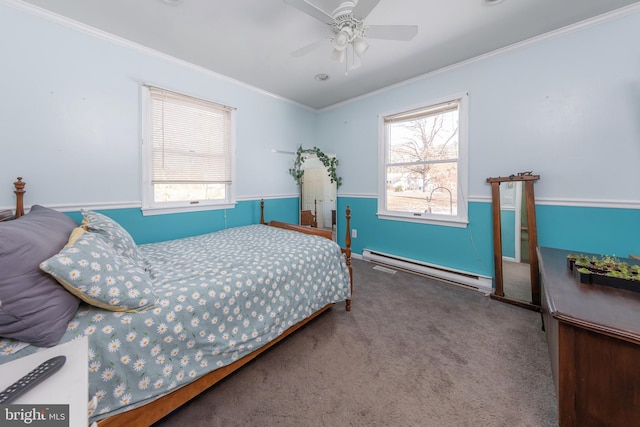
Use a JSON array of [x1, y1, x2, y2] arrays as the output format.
[[288, 146, 342, 188]]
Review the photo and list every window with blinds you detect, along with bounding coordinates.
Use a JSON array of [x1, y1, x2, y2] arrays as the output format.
[[142, 85, 236, 214], [377, 94, 469, 226]]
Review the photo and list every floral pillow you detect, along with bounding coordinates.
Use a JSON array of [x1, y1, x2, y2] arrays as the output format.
[[81, 209, 144, 266], [40, 228, 158, 312]]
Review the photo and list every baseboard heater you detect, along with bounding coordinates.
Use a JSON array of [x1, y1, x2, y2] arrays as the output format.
[[362, 249, 493, 293]]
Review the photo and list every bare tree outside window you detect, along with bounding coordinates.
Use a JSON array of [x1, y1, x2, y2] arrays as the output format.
[[384, 101, 461, 217]]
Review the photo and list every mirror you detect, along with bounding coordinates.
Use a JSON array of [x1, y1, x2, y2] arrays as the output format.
[[301, 154, 337, 236], [499, 181, 531, 303], [289, 147, 341, 240], [487, 173, 541, 311]]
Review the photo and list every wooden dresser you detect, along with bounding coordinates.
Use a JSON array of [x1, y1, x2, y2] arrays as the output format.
[[538, 247, 640, 427]]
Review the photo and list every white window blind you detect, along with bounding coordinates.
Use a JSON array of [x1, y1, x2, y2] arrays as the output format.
[[149, 86, 233, 186], [142, 85, 236, 215], [383, 101, 459, 124]]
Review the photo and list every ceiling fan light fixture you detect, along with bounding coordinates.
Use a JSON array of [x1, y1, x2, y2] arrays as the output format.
[[331, 48, 346, 63], [333, 28, 351, 50], [352, 36, 369, 56]]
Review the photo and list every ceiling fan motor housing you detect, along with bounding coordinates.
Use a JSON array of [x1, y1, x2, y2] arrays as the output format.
[[331, 1, 364, 41], [332, 1, 356, 19]]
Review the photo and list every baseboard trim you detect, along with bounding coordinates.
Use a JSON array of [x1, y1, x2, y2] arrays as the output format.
[[362, 249, 492, 293]]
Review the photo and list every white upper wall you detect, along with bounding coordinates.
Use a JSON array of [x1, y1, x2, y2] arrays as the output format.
[[0, 3, 314, 208], [319, 8, 640, 207], [2, 3, 639, 210]]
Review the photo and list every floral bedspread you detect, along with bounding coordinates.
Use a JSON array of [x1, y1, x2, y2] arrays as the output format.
[[0, 224, 351, 423]]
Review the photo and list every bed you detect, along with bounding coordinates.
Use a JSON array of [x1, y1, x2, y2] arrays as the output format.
[[0, 177, 353, 426]]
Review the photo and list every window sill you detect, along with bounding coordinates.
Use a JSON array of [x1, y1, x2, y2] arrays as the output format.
[[142, 202, 236, 216], [376, 212, 468, 228]]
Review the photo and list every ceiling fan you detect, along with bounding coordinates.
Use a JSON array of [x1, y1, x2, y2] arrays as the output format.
[[283, 0, 418, 71]]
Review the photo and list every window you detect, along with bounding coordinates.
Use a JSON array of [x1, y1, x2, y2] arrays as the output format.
[[142, 85, 235, 215], [378, 94, 468, 226]]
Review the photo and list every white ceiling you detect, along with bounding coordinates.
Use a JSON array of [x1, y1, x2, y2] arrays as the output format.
[[14, 0, 640, 109]]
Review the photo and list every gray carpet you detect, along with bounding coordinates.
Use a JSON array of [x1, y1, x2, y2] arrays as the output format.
[[152, 259, 557, 427]]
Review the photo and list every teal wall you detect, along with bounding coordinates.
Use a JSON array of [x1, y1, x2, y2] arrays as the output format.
[[337, 197, 640, 278], [337, 197, 494, 277], [58, 196, 640, 281], [536, 204, 640, 257], [64, 198, 299, 244]]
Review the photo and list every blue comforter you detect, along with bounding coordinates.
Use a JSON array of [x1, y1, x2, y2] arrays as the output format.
[[0, 224, 351, 422]]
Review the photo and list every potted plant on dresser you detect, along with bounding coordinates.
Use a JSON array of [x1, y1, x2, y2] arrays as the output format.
[[567, 253, 640, 292]]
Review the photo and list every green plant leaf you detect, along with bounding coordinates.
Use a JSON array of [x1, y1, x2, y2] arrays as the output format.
[[289, 145, 342, 188]]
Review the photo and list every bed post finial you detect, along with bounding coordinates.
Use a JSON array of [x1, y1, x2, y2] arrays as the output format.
[[14, 177, 26, 219], [260, 199, 265, 224], [345, 205, 352, 311]]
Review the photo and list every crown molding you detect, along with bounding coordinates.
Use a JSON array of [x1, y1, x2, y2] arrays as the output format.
[[320, 2, 640, 112], [1, 0, 315, 112], [6, 0, 638, 114]]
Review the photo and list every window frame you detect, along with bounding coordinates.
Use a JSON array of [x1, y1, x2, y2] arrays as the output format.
[[141, 84, 236, 216], [377, 92, 469, 227]]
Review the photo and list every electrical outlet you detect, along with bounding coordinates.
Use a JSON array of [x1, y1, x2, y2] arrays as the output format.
[[351, 229, 357, 238]]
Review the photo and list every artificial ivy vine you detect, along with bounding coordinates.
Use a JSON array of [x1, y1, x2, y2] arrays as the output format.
[[288, 146, 342, 188]]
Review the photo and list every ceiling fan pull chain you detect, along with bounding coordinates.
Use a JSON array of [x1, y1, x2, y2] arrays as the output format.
[[345, 45, 350, 76]]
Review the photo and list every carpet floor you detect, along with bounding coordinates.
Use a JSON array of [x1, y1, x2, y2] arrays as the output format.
[[152, 259, 557, 427]]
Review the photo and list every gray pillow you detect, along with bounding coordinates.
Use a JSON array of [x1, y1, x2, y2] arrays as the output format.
[[0, 205, 81, 347]]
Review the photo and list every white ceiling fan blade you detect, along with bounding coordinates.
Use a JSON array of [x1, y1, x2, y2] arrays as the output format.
[[351, 0, 382, 21], [282, 0, 335, 25], [291, 36, 331, 57], [366, 25, 418, 41]]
